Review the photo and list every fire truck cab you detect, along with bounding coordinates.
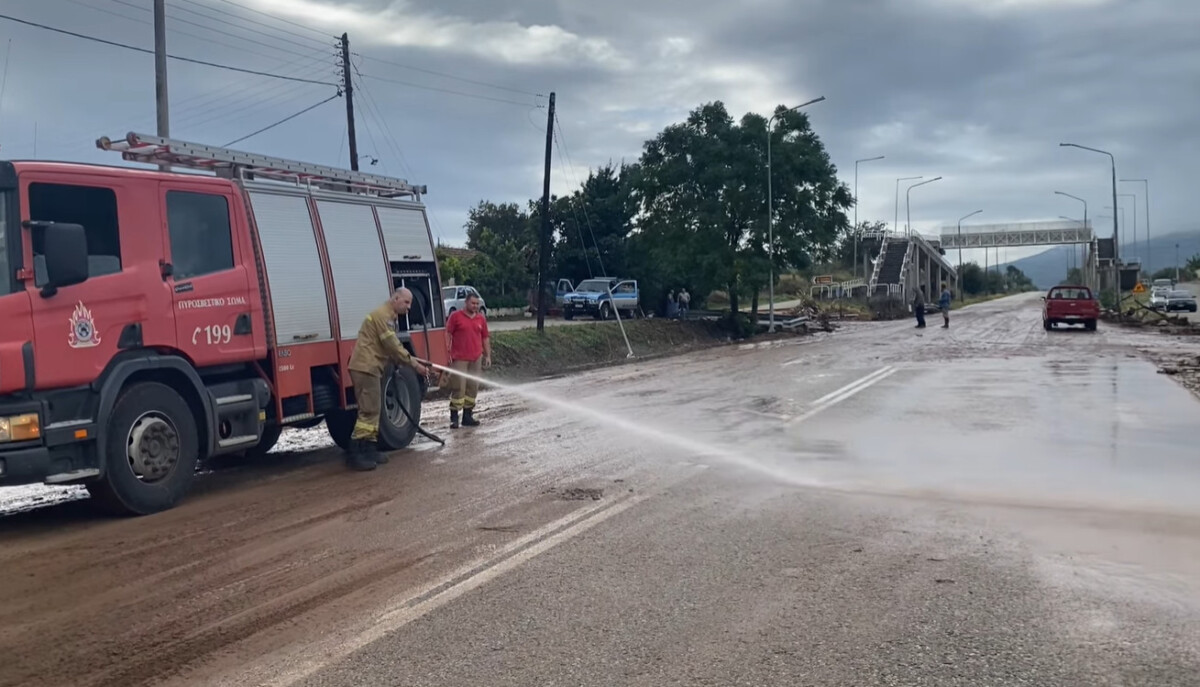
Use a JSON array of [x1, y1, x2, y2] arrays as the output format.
[[0, 133, 448, 515]]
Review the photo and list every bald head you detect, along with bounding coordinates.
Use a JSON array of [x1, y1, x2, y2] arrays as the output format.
[[389, 287, 413, 315]]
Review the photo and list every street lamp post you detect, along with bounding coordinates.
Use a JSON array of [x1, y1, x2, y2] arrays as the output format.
[[1176, 243, 1181, 283], [894, 176, 922, 238], [1060, 143, 1119, 300], [853, 155, 885, 279], [957, 210, 982, 294], [1055, 191, 1088, 285], [766, 95, 825, 333], [1059, 216, 1085, 272], [1119, 193, 1138, 274], [905, 177, 942, 238], [1121, 178, 1150, 274]]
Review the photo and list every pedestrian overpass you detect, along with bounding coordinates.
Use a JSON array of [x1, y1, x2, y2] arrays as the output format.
[[939, 219, 1094, 249]]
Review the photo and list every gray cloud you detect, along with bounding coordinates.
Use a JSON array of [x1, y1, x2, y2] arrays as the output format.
[[1, 0, 1196, 269]]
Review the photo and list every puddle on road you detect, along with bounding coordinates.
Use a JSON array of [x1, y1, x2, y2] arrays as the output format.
[[762, 355, 1200, 517]]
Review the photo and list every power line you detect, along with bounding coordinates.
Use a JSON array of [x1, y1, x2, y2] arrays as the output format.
[[350, 58, 445, 241], [554, 112, 607, 276], [169, 0, 334, 51], [358, 71, 542, 107], [356, 53, 543, 98], [204, 0, 334, 40], [224, 91, 340, 146], [106, 0, 331, 61], [67, 0, 333, 70], [0, 13, 338, 86]]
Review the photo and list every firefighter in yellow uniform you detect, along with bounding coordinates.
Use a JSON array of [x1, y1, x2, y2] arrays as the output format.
[[346, 288, 429, 471]]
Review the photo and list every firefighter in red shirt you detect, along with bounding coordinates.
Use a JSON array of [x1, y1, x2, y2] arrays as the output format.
[[445, 292, 491, 428]]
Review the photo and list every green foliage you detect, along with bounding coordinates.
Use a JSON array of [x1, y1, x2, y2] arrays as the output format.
[[488, 320, 723, 377], [716, 311, 758, 339], [959, 262, 987, 295], [1186, 254, 1200, 274], [632, 101, 851, 315], [437, 101, 850, 328], [552, 163, 638, 286], [1151, 267, 1178, 282], [1099, 288, 1119, 309], [1060, 267, 1086, 285]]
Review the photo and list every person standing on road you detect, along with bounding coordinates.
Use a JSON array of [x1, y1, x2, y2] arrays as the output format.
[[679, 288, 691, 318], [347, 288, 430, 471], [913, 286, 926, 329], [445, 292, 491, 429], [939, 282, 952, 329]]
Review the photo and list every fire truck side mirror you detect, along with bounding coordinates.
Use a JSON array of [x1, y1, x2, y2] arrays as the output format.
[[36, 222, 90, 298]]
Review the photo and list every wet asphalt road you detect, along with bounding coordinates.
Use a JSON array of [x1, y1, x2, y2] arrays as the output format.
[[2, 293, 1200, 687]]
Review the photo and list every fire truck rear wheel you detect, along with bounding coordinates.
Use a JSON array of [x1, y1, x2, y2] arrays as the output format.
[[87, 381, 200, 516], [379, 364, 421, 451]]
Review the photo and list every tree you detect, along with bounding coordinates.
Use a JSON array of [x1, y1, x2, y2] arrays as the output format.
[[1061, 267, 1085, 285], [634, 101, 850, 315], [462, 201, 538, 301], [1005, 265, 1036, 292], [552, 162, 639, 286], [1186, 253, 1200, 275], [959, 262, 986, 295]]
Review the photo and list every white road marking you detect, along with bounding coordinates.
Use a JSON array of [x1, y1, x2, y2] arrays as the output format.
[[789, 366, 899, 425], [242, 493, 650, 687], [229, 369, 901, 685], [809, 366, 895, 406]]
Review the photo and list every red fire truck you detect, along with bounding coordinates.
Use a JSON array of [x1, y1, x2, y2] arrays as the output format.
[[0, 133, 450, 515]]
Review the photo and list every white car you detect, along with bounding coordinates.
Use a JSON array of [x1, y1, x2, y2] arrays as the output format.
[[1148, 288, 1171, 311], [442, 285, 487, 316]]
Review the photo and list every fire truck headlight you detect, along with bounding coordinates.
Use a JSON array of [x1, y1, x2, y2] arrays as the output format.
[[0, 414, 40, 443]]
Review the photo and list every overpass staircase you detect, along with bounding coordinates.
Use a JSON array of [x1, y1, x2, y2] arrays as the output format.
[[870, 238, 909, 296]]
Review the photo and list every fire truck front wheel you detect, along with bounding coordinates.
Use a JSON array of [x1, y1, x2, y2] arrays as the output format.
[[87, 382, 200, 516]]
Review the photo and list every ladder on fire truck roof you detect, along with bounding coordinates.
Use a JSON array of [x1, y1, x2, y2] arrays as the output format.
[[95, 132, 425, 200]]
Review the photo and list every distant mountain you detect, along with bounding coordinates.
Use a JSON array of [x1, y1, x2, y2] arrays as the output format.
[[997, 230, 1200, 289]]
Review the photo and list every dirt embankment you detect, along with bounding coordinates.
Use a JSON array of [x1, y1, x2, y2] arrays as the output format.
[[484, 319, 732, 380]]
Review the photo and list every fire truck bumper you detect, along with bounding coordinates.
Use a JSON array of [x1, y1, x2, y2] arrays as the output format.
[[0, 446, 54, 485]]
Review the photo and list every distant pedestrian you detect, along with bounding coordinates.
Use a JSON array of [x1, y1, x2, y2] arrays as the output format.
[[679, 288, 691, 318], [913, 287, 926, 329], [939, 282, 952, 329], [666, 290, 679, 319], [445, 292, 491, 428]]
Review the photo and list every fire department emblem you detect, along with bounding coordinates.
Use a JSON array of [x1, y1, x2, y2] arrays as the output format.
[[68, 302, 102, 348]]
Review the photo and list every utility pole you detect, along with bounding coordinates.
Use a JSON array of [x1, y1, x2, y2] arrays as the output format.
[[853, 156, 884, 279], [535, 92, 556, 333], [153, 0, 170, 171], [340, 33, 359, 171]]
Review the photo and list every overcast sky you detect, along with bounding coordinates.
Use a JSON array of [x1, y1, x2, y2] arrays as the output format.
[[1, 0, 1197, 268]]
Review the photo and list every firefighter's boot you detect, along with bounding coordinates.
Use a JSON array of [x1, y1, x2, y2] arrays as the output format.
[[364, 441, 387, 464], [450, 409, 460, 429], [346, 440, 377, 471], [462, 408, 480, 427]]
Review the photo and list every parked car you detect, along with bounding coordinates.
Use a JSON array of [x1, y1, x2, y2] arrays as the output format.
[[561, 277, 639, 320], [1165, 289, 1198, 313], [442, 285, 487, 316], [1042, 285, 1099, 331], [1148, 289, 1171, 311]]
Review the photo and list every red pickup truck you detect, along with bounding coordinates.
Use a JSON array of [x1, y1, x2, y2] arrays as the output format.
[[1042, 285, 1099, 331]]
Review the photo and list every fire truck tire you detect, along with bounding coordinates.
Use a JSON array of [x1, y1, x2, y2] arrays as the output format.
[[324, 410, 355, 450], [379, 364, 421, 451], [87, 382, 200, 516], [244, 424, 283, 459]]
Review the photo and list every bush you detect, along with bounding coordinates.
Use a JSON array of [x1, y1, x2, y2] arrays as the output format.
[[717, 311, 757, 339]]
